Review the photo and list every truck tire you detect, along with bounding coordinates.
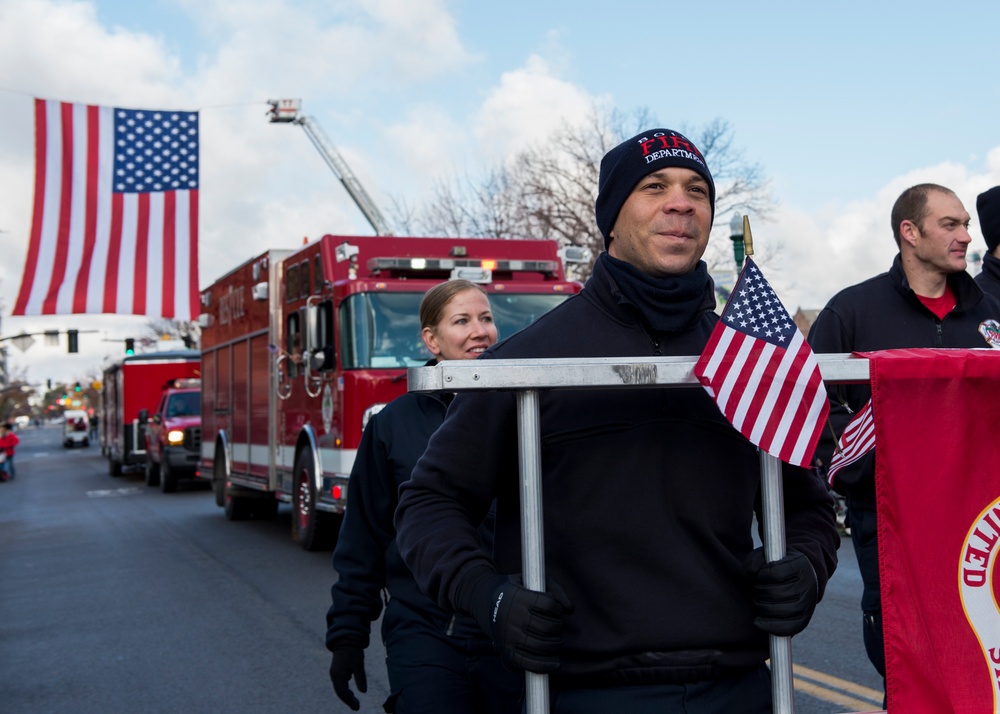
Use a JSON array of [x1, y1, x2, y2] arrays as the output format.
[[212, 444, 227, 508], [224, 487, 252, 521], [291, 448, 335, 551], [144, 457, 160, 487], [212, 442, 228, 508], [250, 499, 279, 520], [160, 459, 178, 493]]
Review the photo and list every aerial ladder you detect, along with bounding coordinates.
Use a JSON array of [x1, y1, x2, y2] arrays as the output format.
[[267, 98, 393, 236]]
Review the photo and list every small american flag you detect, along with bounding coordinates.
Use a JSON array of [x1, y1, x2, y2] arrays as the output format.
[[826, 399, 875, 485], [694, 257, 829, 467], [12, 98, 200, 319]]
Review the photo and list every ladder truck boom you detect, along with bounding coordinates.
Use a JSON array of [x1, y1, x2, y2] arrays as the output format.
[[268, 99, 393, 237]]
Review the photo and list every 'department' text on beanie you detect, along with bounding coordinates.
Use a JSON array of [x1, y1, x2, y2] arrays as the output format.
[[595, 128, 715, 250]]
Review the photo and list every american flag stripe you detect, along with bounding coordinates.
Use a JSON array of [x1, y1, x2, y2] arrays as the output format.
[[694, 257, 829, 468], [74, 104, 102, 314], [827, 399, 876, 485], [699, 324, 827, 466], [13, 98, 199, 320]]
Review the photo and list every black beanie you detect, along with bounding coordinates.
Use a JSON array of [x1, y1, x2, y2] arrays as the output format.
[[595, 128, 715, 250], [977, 186, 1000, 253]]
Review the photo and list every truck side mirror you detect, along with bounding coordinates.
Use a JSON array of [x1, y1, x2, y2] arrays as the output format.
[[308, 346, 335, 372]]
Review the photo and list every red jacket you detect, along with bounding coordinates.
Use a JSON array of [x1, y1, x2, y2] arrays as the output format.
[[0, 432, 20, 456]]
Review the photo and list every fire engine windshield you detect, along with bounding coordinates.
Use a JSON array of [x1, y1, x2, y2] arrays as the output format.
[[339, 291, 570, 369]]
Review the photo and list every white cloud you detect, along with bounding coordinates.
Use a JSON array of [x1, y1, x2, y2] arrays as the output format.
[[379, 53, 601, 205], [174, 0, 474, 98], [473, 55, 596, 159], [0, 0, 182, 106], [767, 160, 1000, 311], [382, 105, 465, 194]]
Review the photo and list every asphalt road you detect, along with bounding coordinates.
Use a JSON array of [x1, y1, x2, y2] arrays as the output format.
[[0, 424, 885, 713]]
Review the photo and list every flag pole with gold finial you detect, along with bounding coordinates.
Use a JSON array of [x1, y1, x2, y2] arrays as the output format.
[[742, 213, 796, 714]]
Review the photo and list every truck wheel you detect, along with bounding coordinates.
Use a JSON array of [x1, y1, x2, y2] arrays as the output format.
[[224, 488, 252, 521], [109, 458, 122, 477], [145, 457, 161, 487], [250, 499, 279, 521], [160, 459, 178, 493], [291, 448, 335, 551], [212, 446, 226, 508]]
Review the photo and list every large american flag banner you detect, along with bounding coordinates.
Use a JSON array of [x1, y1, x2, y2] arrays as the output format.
[[694, 257, 829, 467], [826, 397, 875, 485], [12, 98, 200, 319]]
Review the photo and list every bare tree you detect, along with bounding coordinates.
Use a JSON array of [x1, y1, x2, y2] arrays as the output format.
[[391, 106, 776, 284], [0, 364, 33, 422], [141, 318, 200, 350]]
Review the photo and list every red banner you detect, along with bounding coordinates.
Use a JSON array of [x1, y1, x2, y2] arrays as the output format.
[[868, 349, 1000, 713]]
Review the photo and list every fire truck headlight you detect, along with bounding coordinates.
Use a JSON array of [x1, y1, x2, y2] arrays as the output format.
[[167, 430, 185, 446]]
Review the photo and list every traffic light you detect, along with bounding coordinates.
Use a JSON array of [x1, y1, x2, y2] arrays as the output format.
[[67, 329, 79, 353], [74, 382, 82, 393], [125, 338, 135, 355]]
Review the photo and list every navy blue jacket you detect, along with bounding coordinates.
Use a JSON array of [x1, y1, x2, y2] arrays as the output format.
[[808, 255, 1000, 506], [976, 251, 1000, 301], [325, 386, 483, 652], [395, 255, 839, 685]]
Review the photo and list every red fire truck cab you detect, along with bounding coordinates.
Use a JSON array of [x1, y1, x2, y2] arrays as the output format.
[[100, 351, 202, 477], [140, 378, 202, 493], [198, 234, 581, 550]]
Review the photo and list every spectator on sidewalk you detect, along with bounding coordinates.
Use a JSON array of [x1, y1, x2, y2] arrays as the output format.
[[0, 423, 21, 480]]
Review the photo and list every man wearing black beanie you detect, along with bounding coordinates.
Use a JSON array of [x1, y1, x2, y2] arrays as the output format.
[[395, 128, 839, 713], [976, 186, 1000, 299]]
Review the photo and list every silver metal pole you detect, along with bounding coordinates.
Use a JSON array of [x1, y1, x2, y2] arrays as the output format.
[[761, 450, 795, 713], [517, 389, 549, 714]]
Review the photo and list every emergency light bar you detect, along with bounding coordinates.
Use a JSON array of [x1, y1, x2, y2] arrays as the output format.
[[368, 257, 559, 274], [451, 267, 492, 284]]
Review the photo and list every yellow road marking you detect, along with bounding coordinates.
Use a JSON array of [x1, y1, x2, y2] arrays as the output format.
[[793, 664, 884, 711]]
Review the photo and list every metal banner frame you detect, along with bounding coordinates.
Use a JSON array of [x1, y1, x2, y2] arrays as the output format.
[[408, 353, 869, 714]]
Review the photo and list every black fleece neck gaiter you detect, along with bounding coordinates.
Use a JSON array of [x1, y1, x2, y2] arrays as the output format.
[[600, 252, 712, 333]]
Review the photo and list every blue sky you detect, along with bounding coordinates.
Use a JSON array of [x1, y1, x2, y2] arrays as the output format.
[[1, 0, 999, 383]]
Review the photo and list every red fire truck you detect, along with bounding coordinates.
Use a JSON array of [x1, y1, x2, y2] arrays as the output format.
[[100, 351, 202, 477], [198, 234, 581, 550]]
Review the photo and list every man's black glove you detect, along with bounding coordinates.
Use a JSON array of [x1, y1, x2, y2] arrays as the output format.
[[455, 565, 572, 673], [744, 547, 819, 637], [329, 646, 367, 711]]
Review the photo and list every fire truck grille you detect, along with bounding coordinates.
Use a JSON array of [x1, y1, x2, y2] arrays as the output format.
[[185, 427, 202, 453]]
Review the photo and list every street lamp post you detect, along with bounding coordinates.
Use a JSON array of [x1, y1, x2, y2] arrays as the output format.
[[729, 211, 745, 272]]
